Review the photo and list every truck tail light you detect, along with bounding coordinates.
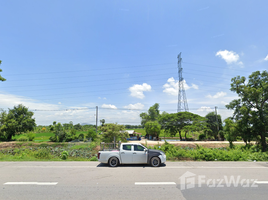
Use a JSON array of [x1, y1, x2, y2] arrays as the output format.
[[98, 153, 100, 159]]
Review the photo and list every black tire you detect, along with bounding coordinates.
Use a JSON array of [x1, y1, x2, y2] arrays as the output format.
[[109, 157, 119, 167], [151, 157, 160, 167]]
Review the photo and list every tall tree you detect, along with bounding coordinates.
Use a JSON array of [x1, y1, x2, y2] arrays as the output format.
[[144, 121, 161, 138], [0, 60, 6, 82], [205, 112, 223, 140], [99, 123, 127, 143], [159, 112, 206, 140], [226, 70, 268, 151], [223, 118, 239, 148], [0, 104, 36, 141], [140, 103, 160, 126]]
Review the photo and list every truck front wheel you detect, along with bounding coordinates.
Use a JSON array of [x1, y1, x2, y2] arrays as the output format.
[[109, 157, 119, 167], [151, 157, 160, 167]]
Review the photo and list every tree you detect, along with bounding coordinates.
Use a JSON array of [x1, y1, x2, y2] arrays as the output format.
[[49, 122, 68, 142], [74, 123, 82, 130], [144, 121, 161, 138], [0, 104, 36, 141], [99, 123, 127, 143], [87, 128, 98, 141], [100, 119, 105, 126], [205, 112, 223, 140], [223, 118, 238, 148], [140, 103, 160, 126], [159, 112, 206, 140], [226, 70, 268, 151], [0, 60, 6, 82]]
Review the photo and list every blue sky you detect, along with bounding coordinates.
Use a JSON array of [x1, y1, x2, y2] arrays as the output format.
[[0, 0, 267, 125]]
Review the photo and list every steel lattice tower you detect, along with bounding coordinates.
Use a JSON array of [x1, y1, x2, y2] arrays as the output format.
[[177, 53, 189, 112]]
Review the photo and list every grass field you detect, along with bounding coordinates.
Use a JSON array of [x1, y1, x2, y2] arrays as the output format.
[[13, 131, 90, 142]]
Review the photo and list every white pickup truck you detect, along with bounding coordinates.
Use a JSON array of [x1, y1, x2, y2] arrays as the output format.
[[98, 143, 166, 167]]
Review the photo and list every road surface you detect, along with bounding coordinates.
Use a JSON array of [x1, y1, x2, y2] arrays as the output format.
[[0, 161, 267, 200]]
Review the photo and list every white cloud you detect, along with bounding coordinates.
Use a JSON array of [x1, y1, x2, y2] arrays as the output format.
[[197, 106, 213, 112], [101, 104, 117, 109], [123, 103, 144, 110], [129, 83, 151, 99], [264, 54, 268, 61], [58, 102, 61, 105], [207, 91, 227, 99], [216, 50, 243, 66], [163, 77, 198, 96], [0, 93, 143, 125]]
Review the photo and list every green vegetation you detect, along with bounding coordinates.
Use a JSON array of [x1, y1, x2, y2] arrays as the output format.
[[0, 142, 98, 161], [226, 70, 268, 151], [0, 104, 36, 141], [144, 121, 161, 138], [0, 60, 6, 82], [99, 123, 127, 143], [150, 142, 268, 161]]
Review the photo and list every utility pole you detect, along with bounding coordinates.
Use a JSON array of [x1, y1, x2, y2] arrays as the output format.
[[215, 106, 219, 140], [96, 106, 98, 135], [177, 53, 189, 112]]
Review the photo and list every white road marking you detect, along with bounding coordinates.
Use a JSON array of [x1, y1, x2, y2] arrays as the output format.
[[254, 181, 268, 184], [135, 182, 176, 185], [4, 182, 58, 185]]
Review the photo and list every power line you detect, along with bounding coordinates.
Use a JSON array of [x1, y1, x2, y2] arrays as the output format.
[[3, 62, 176, 77]]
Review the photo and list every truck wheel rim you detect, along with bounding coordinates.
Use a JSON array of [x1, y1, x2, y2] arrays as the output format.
[[152, 158, 159, 166], [111, 158, 117, 166]]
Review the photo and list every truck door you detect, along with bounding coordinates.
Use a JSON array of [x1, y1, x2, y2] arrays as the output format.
[[120, 144, 133, 164], [133, 144, 147, 164]]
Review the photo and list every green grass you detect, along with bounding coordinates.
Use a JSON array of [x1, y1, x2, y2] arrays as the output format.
[[12, 130, 90, 142], [0, 142, 98, 161]]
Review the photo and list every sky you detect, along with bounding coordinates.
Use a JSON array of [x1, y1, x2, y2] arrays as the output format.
[[0, 0, 268, 125]]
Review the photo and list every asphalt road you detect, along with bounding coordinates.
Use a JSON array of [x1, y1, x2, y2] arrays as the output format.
[[0, 161, 268, 200]]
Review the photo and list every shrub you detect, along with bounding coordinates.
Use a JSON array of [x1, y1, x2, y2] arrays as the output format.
[[198, 134, 206, 141], [61, 151, 69, 160], [49, 135, 57, 142], [78, 133, 84, 141], [17, 136, 28, 142], [87, 129, 98, 141], [34, 148, 51, 159], [90, 156, 98, 161], [90, 142, 97, 149], [27, 133, 35, 141]]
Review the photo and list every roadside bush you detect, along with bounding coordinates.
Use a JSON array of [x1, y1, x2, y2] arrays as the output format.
[[198, 134, 206, 141], [78, 133, 84, 141], [17, 136, 28, 142], [49, 135, 57, 142], [90, 142, 97, 150], [27, 133, 35, 141], [61, 151, 69, 160], [90, 156, 98, 161], [34, 148, 51, 159], [87, 129, 98, 141]]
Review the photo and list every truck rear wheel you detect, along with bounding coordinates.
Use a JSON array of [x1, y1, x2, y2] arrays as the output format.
[[151, 157, 160, 167], [109, 157, 119, 167]]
